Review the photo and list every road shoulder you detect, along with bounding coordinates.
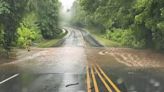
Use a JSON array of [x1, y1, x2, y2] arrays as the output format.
[[82, 28, 121, 47]]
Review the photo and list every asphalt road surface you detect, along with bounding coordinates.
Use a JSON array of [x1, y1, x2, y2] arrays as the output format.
[[0, 27, 164, 92]]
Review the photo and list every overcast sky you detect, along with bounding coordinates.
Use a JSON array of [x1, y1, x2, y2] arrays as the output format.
[[59, 0, 75, 11]]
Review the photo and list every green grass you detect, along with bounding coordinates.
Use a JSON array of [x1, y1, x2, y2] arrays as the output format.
[[85, 28, 121, 47], [37, 31, 67, 48], [37, 38, 61, 48]]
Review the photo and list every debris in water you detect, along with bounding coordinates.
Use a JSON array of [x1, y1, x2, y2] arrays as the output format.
[[65, 82, 79, 87]]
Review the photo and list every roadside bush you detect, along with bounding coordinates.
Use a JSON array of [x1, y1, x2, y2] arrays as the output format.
[[17, 13, 41, 48], [17, 24, 39, 48], [0, 24, 4, 47], [152, 22, 164, 50], [106, 28, 146, 48]]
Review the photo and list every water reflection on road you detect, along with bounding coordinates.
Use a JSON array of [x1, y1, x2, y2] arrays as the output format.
[[0, 28, 164, 92], [0, 73, 86, 92]]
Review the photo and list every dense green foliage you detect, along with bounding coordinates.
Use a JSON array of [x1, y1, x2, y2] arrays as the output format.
[[72, 0, 164, 50], [0, 24, 4, 47], [17, 13, 41, 48], [0, 0, 28, 50], [35, 0, 60, 39], [0, 0, 60, 49]]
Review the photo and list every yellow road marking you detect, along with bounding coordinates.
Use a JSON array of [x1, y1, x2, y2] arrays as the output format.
[[91, 65, 99, 92], [96, 64, 121, 92], [93, 65, 113, 92], [86, 65, 91, 92]]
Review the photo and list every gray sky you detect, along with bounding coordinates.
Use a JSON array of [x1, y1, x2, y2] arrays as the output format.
[[59, 0, 75, 11]]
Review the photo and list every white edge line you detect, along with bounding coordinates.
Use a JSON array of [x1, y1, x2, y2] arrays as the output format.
[[0, 74, 19, 85]]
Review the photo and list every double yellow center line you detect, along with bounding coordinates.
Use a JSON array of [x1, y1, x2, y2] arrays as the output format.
[[86, 63, 121, 92]]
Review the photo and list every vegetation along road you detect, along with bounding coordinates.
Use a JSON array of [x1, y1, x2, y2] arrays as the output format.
[[0, 0, 164, 92]]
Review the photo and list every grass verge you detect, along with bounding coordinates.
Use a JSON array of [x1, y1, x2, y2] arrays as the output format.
[[37, 31, 67, 48], [85, 27, 121, 47]]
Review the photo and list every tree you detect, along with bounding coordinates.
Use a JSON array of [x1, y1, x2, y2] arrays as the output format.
[[35, 0, 60, 39], [0, 0, 61, 50], [72, 0, 164, 50], [0, 0, 29, 50]]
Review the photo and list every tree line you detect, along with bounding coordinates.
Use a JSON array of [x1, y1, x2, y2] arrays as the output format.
[[71, 0, 164, 50], [0, 0, 61, 50]]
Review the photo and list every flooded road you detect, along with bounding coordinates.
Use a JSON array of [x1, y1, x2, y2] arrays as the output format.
[[87, 48, 164, 92], [0, 27, 164, 92]]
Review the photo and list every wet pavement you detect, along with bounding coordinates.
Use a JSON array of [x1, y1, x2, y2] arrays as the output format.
[[86, 48, 164, 92], [0, 27, 164, 92]]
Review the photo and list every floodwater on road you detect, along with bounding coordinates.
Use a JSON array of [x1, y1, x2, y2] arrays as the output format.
[[0, 47, 87, 92], [0, 27, 164, 92]]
